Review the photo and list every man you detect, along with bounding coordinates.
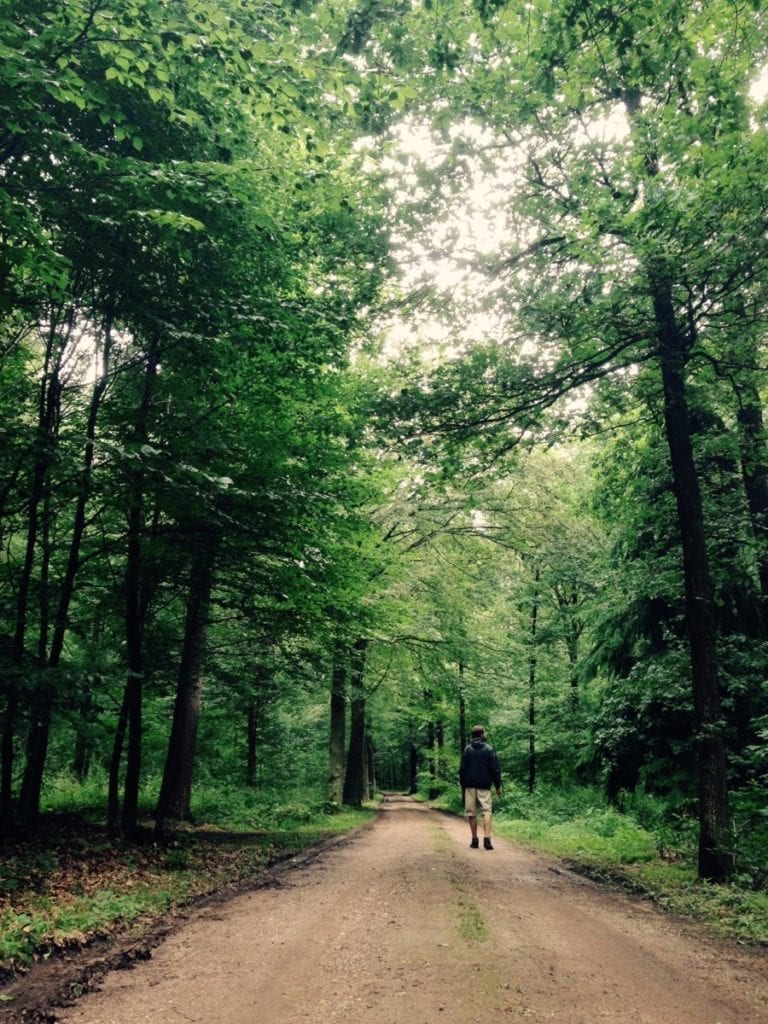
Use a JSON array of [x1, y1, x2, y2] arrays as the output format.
[[459, 725, 502, 850]]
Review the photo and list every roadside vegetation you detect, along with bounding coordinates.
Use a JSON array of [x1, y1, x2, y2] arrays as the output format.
[[430, 784, 768, 946], [0, 783, 374, 979]]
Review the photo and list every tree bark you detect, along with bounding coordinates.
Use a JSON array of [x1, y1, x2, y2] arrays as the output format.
[[107, 685, 130, 832], [121, 342, 159, 838], [246, 700, 259, 787], [733, 336, 768, 632], [37, 485, 52, 668], [1, 315, 65, 832], [74, 619, 101, 788], [426, 718, 437, 798], [19, 486, 53, 826], [20, 320, 112, 824], [72, 726, 90, 783], [327, 649, 346, 806], [528, 569, 540, 795], [436, 719, 444, 793], [342, 638, 368, 807], [458, 661, 467, 752], [1, 313, 67, 831], [651, 269, 733, 881], [365, 721, 376, 800], [408, 741, 419, 795], [155, 530, 218, 833], [554, 586, 583, 711], [121, 498, 144, 838]]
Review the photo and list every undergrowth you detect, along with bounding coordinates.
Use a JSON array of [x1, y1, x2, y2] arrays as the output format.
[[0, 782, 375, 980]]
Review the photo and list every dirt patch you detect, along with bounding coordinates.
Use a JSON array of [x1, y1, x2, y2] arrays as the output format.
[[14, 794, 765, 1024]]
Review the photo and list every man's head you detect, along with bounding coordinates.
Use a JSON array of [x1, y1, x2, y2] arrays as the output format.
[[470, 725, 486, 740]]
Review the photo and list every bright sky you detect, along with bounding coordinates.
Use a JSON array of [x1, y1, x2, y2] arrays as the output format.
[[381, 64, 768, 363]]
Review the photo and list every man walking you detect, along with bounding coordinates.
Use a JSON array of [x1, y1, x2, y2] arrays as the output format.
[[460, 725, 502, 850]]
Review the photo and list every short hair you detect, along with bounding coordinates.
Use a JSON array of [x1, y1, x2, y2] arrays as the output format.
[[470, 725, 486, 738]]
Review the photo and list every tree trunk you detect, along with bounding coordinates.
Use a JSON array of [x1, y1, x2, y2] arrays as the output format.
[[121, 497, 144, 838], [436, 719, 445, 791], [458, 661, 467, 752], [361, 724, 370, 800], [365, 721, 375, 800], [18, 488, 53, 827], [20, 321, 112, 824], [121, 342, 159, 838], [528, 569, 540, 795], [426, 719, 438, 799], [19, 682, 50, 827], [651, 269, 733, 881], [72, 727, 90, 783], [566, 624, 580, 711], [0, 687, 17, 836], [408, 741, 419, 795], [1, 322, 64, 831], [556, 587, 582, 711], [327, 650, 346, 806], [107, 685, 130, 831], [155, 531, 217, 834], [733, 337, 768, 632], [246, 700, 259, 787], [37, 486, 52, 667], [342, 638, 368, 807], [73, 620, 100, 782]]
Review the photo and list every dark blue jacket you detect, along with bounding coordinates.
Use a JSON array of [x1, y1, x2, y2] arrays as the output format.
[[459, 739, 501, 790]]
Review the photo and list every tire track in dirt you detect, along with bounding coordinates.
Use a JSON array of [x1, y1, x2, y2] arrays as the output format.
[[52, 796, 767, 1024]]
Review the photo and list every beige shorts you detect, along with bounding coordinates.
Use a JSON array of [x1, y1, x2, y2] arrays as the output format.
[[464, 787, 493, 817]]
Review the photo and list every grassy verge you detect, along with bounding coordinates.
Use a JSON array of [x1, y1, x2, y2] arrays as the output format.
[[429, 784, 768, 946], [0, 790, 375, 980]]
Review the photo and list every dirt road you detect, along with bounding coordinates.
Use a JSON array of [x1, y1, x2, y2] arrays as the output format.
[[54, 796, 767, 1024]]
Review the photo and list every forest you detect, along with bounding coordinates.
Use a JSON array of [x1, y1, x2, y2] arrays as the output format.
[[1, 0, 768, 974]]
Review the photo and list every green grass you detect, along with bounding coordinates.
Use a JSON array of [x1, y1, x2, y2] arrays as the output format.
[[455, 895, 488, 943], [496, 808, 657, 864]]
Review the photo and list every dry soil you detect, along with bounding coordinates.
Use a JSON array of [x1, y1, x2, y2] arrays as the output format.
[[40, 796, 768, 1023]]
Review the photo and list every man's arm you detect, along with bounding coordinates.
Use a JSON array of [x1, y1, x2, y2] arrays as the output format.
[[492, 750, 502, 793], [459, 746, 468, 787]]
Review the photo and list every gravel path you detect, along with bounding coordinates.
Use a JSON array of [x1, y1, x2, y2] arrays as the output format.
[[54, 795, 768, 1024]]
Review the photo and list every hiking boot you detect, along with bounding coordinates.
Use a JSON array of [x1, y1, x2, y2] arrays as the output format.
[[483, 837, 494, 850], [470, 837, 479, 848]]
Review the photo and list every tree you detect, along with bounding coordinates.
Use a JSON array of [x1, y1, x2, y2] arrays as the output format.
[[0, 0, 395, 833], [378, 0, 768, 880]]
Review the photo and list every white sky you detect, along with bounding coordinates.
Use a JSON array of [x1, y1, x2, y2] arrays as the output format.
[[380, 65, 768, 363]]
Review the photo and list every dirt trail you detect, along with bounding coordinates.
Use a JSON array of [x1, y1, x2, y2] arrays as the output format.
[[52, 796, 766, 1024]]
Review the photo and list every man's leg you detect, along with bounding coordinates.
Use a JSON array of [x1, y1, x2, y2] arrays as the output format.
[[465, 789, 480, 847], [479, 790, 494, 849]]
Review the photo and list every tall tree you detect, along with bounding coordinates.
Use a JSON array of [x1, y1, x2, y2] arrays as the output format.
[[343, 638, 370, 807], [379, 0, 768, 879]]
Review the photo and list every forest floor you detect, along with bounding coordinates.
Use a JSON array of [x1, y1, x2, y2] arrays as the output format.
[[4, 794, 768, 1024]]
